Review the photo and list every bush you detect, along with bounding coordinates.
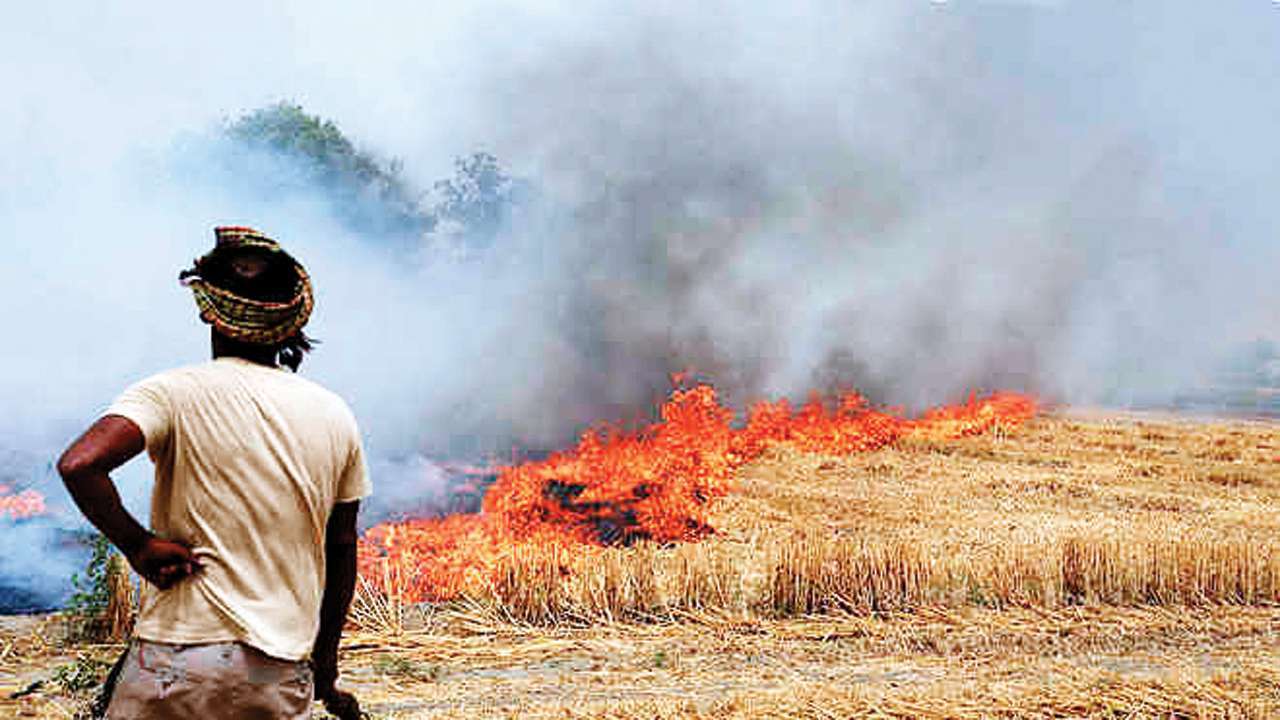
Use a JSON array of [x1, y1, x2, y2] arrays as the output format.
[[66, 534, 133, 643]]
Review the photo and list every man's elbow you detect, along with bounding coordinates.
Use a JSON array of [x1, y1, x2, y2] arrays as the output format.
[[57, 448, 95, 483], [57, 416, 145, 485]]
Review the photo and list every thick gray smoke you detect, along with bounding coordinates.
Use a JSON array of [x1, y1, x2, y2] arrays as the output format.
[[478, 2, 1280, 414], [2, 2, 1277, 606]]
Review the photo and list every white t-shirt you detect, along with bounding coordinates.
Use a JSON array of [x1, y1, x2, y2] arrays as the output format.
[[106, 357, 371, 661]]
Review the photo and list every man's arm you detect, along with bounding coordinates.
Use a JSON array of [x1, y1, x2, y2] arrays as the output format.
[[313, 500, 361, 715], [58, 415, 199, 589]]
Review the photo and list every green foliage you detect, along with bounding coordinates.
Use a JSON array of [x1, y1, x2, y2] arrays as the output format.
[[225, 102, 431, 238], [228, 102, 370, 177], [222, 101, 527, 249], [431, 152, 520, 247], [65, 533, 130, 643], [67, 533, 112, 619], [52, 654, 113, 694]]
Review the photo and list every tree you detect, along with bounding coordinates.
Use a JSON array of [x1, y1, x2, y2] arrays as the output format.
[[222, 103, 528, 252], [429, 152, 522, 249], [225, 102, 432, 239]]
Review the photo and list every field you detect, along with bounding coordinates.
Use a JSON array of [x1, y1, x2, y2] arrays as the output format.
[[3, 410, 1280, 718]]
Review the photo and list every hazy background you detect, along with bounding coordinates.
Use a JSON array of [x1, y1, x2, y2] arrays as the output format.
[[2, 1, 1278, 606]]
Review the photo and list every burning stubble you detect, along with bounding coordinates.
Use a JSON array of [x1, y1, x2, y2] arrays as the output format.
[[356, 385, 1035, 604]]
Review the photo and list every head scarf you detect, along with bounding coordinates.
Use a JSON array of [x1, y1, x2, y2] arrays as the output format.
[[179, 226, 314, 345]]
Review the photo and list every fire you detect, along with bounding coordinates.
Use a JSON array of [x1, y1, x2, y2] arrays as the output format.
[[359, 385, 1037, 602], [0, 484, 47, 521]]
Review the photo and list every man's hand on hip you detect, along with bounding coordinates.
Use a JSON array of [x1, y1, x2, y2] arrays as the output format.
[[58, 415, 201, 591], [128, 536, 202, 590]]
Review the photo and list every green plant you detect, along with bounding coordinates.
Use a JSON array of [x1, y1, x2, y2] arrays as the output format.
[[66, 533, 135, 642], [65, 534, 112, 637], [68, 533, 112, 614], [52, 654, 113, 694]]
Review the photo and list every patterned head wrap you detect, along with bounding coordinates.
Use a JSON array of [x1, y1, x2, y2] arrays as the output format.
[[179, 227, 314, 345]]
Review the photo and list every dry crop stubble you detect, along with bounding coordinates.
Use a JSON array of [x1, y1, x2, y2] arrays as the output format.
[[6, 411, 1280, 718], [427, 414, 1280, 625], [331, 411, 1280, 718]]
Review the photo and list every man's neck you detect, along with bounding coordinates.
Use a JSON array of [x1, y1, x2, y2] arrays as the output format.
[[210, 331, 279, 368]]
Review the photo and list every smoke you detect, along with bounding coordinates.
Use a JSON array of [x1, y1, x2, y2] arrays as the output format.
[[2, 2, 1278, 607], [474, 2, 1280, 412]]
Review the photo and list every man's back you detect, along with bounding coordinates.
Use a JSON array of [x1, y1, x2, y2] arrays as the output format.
[[61, 227, 369, 718], [109, 357, 369, 660]]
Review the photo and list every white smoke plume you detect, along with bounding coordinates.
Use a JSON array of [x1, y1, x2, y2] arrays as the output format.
[[2, 1, 1278, 607]]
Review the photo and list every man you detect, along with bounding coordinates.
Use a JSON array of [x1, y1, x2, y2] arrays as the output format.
[[58, 227, 370, 719]]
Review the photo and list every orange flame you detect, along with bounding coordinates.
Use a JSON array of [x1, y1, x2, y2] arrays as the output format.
[[0, 484, 47, 521], [359, 385, 1036, 602]]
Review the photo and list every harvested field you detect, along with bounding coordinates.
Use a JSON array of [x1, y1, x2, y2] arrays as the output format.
[[3, 410, 1280, 718]]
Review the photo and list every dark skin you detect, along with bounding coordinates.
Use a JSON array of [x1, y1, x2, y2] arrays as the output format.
[[58, 330, 364, 719]]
